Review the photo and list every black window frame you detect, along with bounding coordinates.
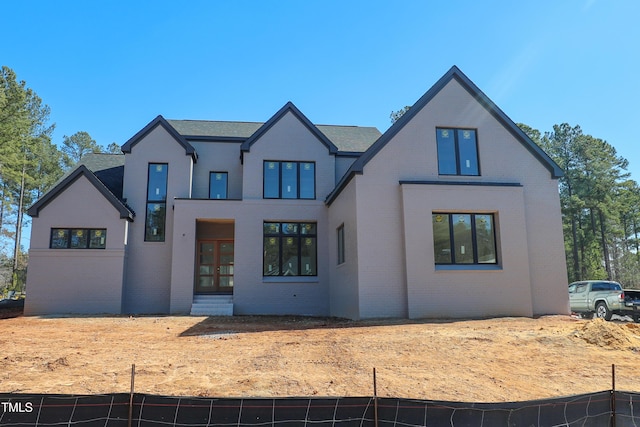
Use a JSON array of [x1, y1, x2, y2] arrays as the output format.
[[432, 213, 497, 265], [263, 221, 318, 277], [145, 163, 168, 242], [337, 224, 345, 265], [50, 228, 107, 249], [436, 127, 480, 176], [263, 161, 316, 200], [209, 171, 229, 200]]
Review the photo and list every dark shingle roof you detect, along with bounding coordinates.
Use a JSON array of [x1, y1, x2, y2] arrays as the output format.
[[27, 161, 133, 221], [77, 154, 125, 200], [167, 120, 262, 138], [167, 119, 380, 153], [316, 125, 382, 153], [42, 153, 125, 199]]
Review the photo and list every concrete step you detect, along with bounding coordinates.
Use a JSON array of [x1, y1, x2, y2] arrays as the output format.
[[190, 295, 233, 316]]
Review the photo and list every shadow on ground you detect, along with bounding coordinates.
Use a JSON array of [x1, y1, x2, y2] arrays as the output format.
[[179, 314, 465, 336]]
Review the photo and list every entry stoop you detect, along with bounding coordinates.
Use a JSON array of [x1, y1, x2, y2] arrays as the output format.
[[190, 295, 233, 316]]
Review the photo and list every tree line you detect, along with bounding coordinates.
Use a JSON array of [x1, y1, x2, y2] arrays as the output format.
[[0, 66, 118, 294], [519, 123, 640, 287]]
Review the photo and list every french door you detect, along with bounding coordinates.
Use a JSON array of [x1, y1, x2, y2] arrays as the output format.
[[196, 240, 234, 294]]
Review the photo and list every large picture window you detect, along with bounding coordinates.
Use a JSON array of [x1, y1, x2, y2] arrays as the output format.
[[263, 161, 315, 199], [50, 228, 107, 249], [436, 128, 479, 176], [432, 213, 497, 265], [145, 163, 168, 241], [263, 222, 317, 276]]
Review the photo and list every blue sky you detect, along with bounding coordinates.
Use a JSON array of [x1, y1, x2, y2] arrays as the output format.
[[3, 0, 640, 180]]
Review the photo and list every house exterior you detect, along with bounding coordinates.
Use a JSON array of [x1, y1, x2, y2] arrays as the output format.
[[25, 66, 570, 319]]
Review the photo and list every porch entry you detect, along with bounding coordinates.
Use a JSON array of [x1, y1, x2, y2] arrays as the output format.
[[196, 240, 234, 294]]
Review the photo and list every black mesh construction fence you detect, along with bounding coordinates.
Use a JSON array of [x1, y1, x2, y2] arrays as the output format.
[[3, 390, 640, 426]]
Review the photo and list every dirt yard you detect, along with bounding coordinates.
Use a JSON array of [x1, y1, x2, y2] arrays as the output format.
[[2, 311, 640, 403]]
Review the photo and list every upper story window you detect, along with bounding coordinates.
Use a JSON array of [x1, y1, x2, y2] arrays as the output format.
[[263, 161, 315, 200], [145, 163, 168, 242], [209, 172, 228, 199], [50, 228, 107, 249], [436, 128, 479, 176]]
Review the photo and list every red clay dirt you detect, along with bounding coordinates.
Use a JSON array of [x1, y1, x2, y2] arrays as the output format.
[[2, 313, 640, 403]]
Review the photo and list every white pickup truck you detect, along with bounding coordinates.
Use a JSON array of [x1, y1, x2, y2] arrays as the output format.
[[569, 280, 626, 321]]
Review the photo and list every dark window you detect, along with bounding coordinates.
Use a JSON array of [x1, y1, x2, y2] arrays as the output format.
[[147, 163, 168, 201], [145, 203, 166, 241], [337, 224, 345, 265], [51, 229, 70, 249], [70, 229, 88, 249], [145, 163, 168, 242], [263, 222, 317, 276], [281, 162, 298, 199], [263, 161, 315, 199], [432, 213, 497, 265], [264, 162, 280, 198], [209, 172, 228, 199], [89, 229, 107, 248], [299, 162, 315, 199], [436, 128, 479, 176], [50, 228, 106, 249], [591, 282, 620, 291]]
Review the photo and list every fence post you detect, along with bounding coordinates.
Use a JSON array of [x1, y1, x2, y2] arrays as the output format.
[[129, 364, 136, 427], [373, 368, 378, 427], [611, 364, 616, 427]]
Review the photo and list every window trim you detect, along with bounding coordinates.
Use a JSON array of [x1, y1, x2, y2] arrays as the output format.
[[145, 163, 168, 242], [432, 212, 498, 265], [263, 160, 316, 200], [50, 228, 107, 249], [209, 171, 229, 199], [436, 127, 480, 176], [263, 221, 318, 277]]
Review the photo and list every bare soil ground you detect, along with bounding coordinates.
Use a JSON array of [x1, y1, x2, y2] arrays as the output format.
[[2, 311, 640, 403]]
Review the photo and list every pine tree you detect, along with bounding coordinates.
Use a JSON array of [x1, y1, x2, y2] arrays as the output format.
[[0, 66, 59, 291]]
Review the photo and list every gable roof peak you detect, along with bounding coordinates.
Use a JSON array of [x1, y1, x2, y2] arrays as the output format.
[[121, 115, 198, 162], [325, 65, 563, 205], [240, 102, 339, 155], [27, 164, 134, 221]]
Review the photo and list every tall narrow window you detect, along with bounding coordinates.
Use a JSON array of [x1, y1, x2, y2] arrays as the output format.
[[263, 222, 317, 276], [281, 162, 298, 199], [209, 172, 228, 199], [299, 162, 315, 199], [432, 213, 497, 265], [264, 161, 280, 198], [145, 163, 168, 242], [337, 224, 345, 265], [436, 128, 479, 176]]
